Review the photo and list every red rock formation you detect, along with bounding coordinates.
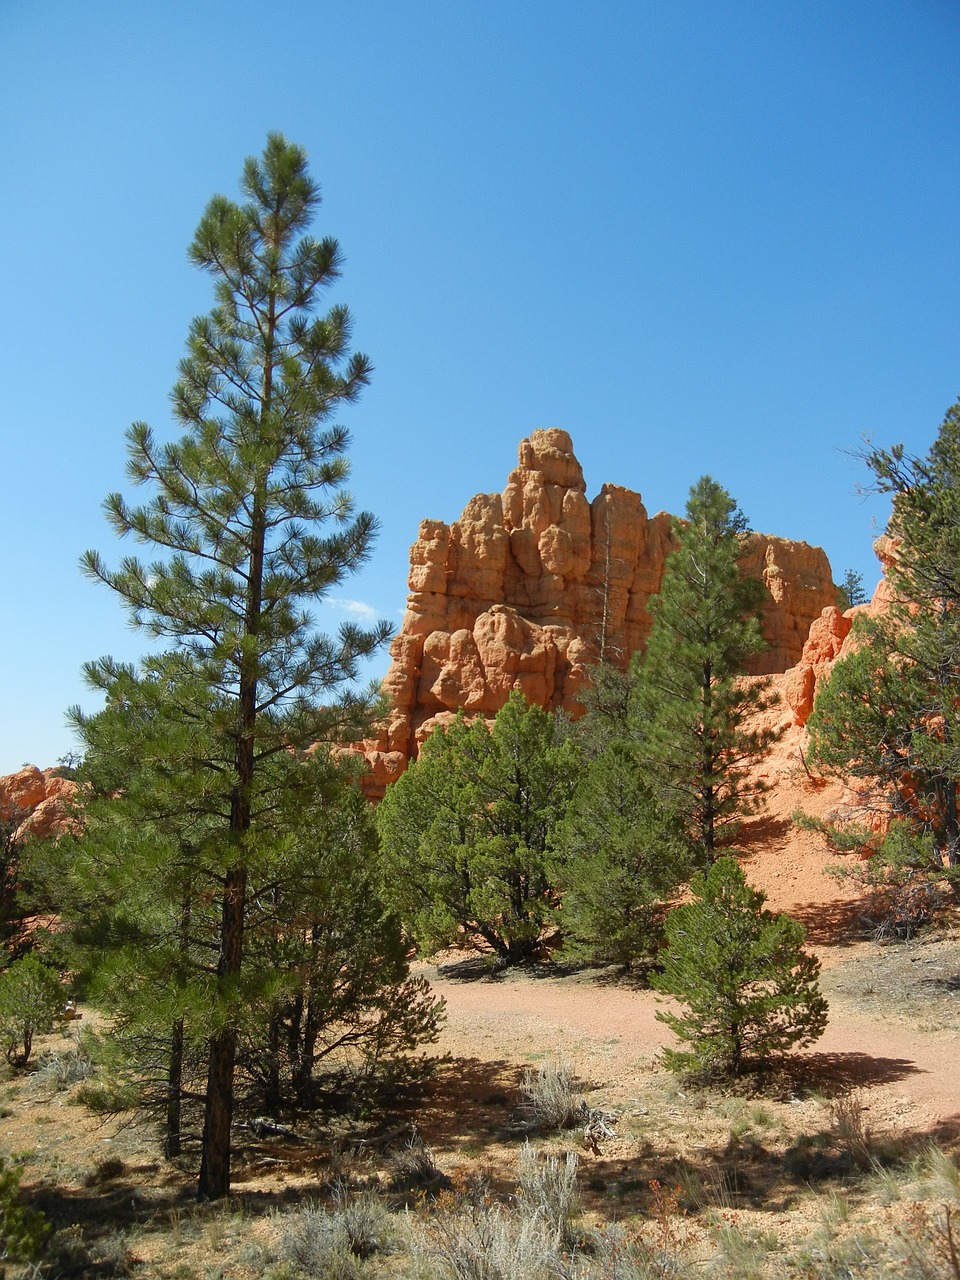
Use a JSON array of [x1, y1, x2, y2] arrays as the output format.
[[781, 535, 896, 726], [0, 766, 47, 820], [361, 429, 838, 796], [0, 766, 77, 839], [781, 606, 853, 726]]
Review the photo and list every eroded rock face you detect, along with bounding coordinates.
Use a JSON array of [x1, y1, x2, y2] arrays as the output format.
[[362, 429, 838, 795], [0, 766, 77, 839], [781, 536, 895, 727], [0, 766, 46, 820]]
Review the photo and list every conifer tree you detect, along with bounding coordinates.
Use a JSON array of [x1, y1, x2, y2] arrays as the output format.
[[0, 816, 27, 966], [50, 683, 441, 1149], [550, 740, 689, 967], [837, 568, 868, 610], [377, 692, 578, 965], [809, 399, 960, 869], [632, 477, 777, 862], [653, 857, 827, 1078], [77, 135, 391, 1198]]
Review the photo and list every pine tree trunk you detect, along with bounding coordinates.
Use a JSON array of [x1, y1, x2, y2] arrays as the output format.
[[936, 630, 960, 867], [165, 1017, 184, 1160], [701, 659, 715, 860], [265, 1007, 284, 1113], [198, 1023, 238, 1199], [197, 861, 247, 1200]]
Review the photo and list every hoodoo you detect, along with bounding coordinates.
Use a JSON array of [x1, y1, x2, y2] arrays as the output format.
[[361, 429, 838, 797]]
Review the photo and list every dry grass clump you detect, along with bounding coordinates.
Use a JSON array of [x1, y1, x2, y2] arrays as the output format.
[[516, 1142, 581, 1250], [30, 1045, 96, 1095], [390, 1130, 448, 1197], [277, 1184, 391, 1277], [829, 1091, 874, 1172], [917, 1144, 960, 1202], [519, 1053, 582, 1131]]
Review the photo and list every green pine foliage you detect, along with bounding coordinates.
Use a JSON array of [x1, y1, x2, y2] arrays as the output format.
[[836, 568, 868, 610], [809, 398, 960, 872], [377, 691, 578, 965], [52, 658, 441, 1161], [632, 477, 779, 862], [807, 614, 926, 826], [235, 778, 443, 1111], [69, 135, 397, 1198], [653, 857, 827, 1079], [0, 953, 63, 1068], [0, 814, 27, 965], [550, 740, 690, 968], [0, 1157, 49, 1267], [827, 820, 952, 941]]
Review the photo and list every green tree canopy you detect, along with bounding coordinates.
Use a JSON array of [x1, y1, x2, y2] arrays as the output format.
[[653, 857, 828, 1078], [74, 135, 393, 1198], [809, 398, 960, 869], [377, 691, 578, 966], [550, 739, 689, 968], [632, 476, 778, 862]]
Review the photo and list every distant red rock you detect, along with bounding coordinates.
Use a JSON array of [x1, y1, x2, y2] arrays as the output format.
[[0, 766, 76, 839], [360, 429, 839, 795]]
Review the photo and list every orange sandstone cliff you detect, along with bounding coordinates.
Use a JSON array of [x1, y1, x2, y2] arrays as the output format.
[[0, 765, 77, 841], [361, 428, 839, 797]]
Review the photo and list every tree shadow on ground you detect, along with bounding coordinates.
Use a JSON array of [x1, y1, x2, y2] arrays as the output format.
[[401, 1055, 525, 1154], [738, 813, 794, 852], [433, 952, 656, 989], [578, 1114, 960, 1225], [918, 972, 960, 992], [795, 1049, 920, 1094], [578, 1136, 804, 1219], [789, 895, 873, 947], [434, 953, 503, 982]]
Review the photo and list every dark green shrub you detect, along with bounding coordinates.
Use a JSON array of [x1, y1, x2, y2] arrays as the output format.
[[653, 857, 828, 1078], [0, 954, 63, 1068], [0, 1156, 48, 1267]]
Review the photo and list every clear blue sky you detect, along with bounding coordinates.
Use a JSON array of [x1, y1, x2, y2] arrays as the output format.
[[2, 1, 958, 774]]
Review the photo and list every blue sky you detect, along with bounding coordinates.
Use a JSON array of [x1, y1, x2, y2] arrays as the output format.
[[2, 1, 958, 774]]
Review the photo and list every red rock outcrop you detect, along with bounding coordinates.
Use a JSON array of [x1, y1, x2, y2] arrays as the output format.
[[781, 535, 897, 726], [0, 766, 77, 840], [361, 429, 838, 795], [0, 766, 47, 820]]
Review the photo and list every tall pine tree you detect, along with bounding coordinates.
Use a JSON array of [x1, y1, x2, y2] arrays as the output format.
[[633, 477, 777, 861], [79, 136, 391, 1198], [809, 399, 960, 867]]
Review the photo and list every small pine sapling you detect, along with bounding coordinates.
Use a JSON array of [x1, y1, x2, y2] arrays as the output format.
[[0, 954, 63, 1068], [653, 857, 827, 1078]]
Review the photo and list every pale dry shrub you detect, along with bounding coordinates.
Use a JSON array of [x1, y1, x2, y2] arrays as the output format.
[[563, 1222, 698, 1280], [415, 1199, 558, 1280], [279, 1202, 361, 1280], [519, 1053, 581, 1130], [516, 1142, 580, 1249], [333, 1183, 391, 1259], [278, 1186, 389, 1277], [32, 1046, 95, 1094]]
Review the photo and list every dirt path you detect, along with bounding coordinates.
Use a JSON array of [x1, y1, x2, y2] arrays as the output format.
[[419, 952, 960, 1142]]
